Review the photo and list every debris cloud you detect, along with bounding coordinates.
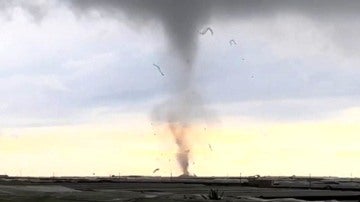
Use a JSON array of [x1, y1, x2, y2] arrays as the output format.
[[169, 123, 190, 176]]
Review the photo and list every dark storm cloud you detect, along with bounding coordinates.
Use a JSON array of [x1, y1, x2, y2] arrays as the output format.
[[68, 0, 211, 64], [64, 0, 360, 59], [3, 0, 360, 55]]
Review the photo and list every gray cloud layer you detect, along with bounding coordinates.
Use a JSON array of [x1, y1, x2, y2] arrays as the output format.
[[67, 0, 360, 55], [3, 0, 360, 56], [0, 0, 360, 126]]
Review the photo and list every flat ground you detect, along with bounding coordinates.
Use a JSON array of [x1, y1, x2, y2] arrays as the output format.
[[0, 178, 359, 202]]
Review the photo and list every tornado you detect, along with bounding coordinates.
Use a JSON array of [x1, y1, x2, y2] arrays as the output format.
[[65, 0, 214, 175]]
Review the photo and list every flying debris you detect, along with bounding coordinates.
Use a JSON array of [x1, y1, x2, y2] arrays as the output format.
[[229, 39, 237, 45], [153, 63, 165, 76], [199, 27, 213, 35], [208, 144, 213, 151], [153, 168, 160, 174]]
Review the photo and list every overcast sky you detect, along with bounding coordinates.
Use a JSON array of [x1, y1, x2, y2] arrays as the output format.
[[0, 0, 359, 177]]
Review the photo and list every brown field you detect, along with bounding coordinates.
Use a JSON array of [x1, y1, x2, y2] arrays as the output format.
[[0, 176, 359, 201]]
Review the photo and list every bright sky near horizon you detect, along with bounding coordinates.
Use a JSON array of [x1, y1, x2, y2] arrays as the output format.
[[0, 0, 359, 177]]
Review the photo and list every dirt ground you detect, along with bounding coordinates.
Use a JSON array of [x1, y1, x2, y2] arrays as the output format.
[[0, 181, 359, 202]]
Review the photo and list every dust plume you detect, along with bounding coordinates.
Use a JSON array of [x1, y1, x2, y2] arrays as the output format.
[[169, 123, 190, 175]]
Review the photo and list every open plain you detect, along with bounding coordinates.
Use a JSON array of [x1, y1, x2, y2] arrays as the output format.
[[0, 176, 359, 201]]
